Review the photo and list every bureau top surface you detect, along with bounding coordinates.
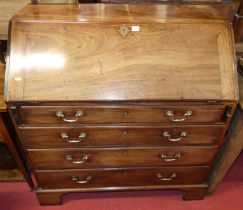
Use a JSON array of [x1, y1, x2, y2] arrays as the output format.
[[5, 4, 238, 102]]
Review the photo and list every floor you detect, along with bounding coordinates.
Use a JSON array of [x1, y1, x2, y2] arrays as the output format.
[[0, 153, 243, 210]]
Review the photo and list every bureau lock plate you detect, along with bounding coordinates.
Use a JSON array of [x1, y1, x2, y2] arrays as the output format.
[[118, 25, 130, 38]]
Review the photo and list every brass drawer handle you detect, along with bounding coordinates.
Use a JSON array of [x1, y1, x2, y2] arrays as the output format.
[[163, 131, 187, 142], [157, 173, 176, 181], [61, 132, 86, 143], [71, 175, 92, 184], [165, 110, 192, 122], [66, 154, 90, 164], [160, 152, 181, 162], [56, 111, 84, 123]]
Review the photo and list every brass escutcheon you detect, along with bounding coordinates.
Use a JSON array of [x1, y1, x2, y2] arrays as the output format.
[[118, 25, 130, 38]]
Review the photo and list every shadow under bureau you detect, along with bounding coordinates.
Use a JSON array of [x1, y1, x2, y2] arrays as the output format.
[[5, 3, 238, 205]]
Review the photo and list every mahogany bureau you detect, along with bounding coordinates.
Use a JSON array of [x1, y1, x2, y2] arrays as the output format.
[[5, 3, 239, 205]]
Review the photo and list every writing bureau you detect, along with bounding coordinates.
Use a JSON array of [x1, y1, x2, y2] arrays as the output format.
[[5, 3, 238, 205]]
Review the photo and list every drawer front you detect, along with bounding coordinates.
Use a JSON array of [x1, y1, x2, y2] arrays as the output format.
[[19, 126, 224, 148], [18, 105, 226, 125], [36, 166, 210, 189], [28, 147, 218, 170]]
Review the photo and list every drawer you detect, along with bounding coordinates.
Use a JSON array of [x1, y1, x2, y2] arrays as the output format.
[[17, 105, 226, 125], [19, 126, 224, 148], [36, 166, 210, 189], [28, 146, 218, 170]]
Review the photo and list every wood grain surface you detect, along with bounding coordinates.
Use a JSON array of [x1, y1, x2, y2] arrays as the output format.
[[35, 166, 210, 189], [18, 125, 224, 148], [5, 4, 238, 101], [17, 104, 227, 125], [27, 146, 218, 170]]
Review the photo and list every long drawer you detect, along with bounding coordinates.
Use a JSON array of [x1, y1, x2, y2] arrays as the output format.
[[28, 146, 218, 170], [17, 105, 226, 125], [19, 126, 224, 148], [36, 166, 210, 189]]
